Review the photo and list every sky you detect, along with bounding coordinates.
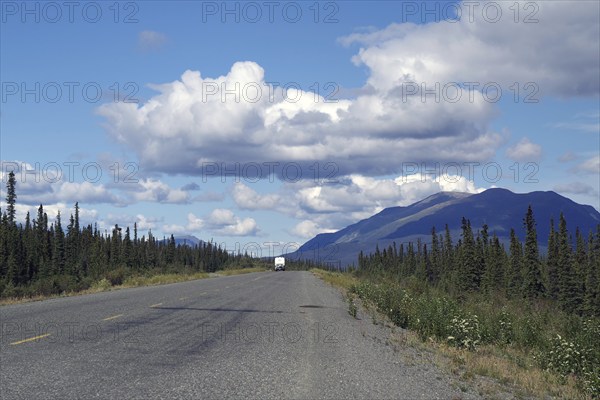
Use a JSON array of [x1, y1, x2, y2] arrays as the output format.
[[1, 0, 599, 257]]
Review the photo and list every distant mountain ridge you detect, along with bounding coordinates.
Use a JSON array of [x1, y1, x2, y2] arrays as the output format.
[[287, 188, 600, 267], [161, 235, 203, 247]]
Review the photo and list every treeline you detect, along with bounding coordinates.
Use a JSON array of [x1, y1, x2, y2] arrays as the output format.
[[0, 172, 253, 298], [357, 205, 600, 316]]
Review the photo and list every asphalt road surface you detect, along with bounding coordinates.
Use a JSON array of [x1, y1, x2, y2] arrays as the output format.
[[1, 271, 481, 399]]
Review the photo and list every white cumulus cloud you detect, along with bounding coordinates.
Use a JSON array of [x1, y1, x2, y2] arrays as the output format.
[[342, 1, 599, 97], [291, 220, 337, 239], [506, 138, 542, 162], [100, 1, 598, 179], [231, 183, 281, 210], [162, 209, 258, 237]]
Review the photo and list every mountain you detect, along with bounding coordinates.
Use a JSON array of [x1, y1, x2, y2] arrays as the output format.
[[162, 235, 203, 247], [287, 188, 600, 267]]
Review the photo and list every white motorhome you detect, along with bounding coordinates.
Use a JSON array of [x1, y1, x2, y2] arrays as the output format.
[[274, 257, 285, 271]]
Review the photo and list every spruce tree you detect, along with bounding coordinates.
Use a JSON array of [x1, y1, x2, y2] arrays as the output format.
[[52, 212, 65, 275], [522, 205, 544, 298], [475, 235, 485, 289], [66, 213, 76, 276], [483, 235, 504, 293], [122, 227, 132, 267], [132, 222, 139, 269], [6, 252, 18, 285], [430, 227, 440, 284], [0, 212, 8, 280], [546, 219, 559, 299], [574, 228, 587, 309], [583, 229, 600, 316], [405, 242, 416, 276], [110, 225, 122, 266], [507, 228, 522, 297], [37, 205, 51, 279], [23, 212, 36, 281], [74, 202, 80, 234], [415, 243, 428, 281], [442, 224, 454, 286], [557, 213, 580, 313], [5, 171, 17, 224], [459, 217, 479, 292], [72, 202, 81, 267]]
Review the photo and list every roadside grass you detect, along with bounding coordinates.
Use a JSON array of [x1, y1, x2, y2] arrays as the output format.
[[435, 343, 585, 399], [311, 268, 593, 400], [311, 269, 362, 319], [121, 272, 210, 287], [215, 266, 268, 276], [310, 268, 359, 290], [0, 267, 266, 306]]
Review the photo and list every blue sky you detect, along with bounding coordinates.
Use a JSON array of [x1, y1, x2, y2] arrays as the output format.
[[1, 1, 599, 257]]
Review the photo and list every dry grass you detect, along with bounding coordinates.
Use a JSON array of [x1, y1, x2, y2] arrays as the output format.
[[0, 292, 77, 306], [0, 281, 131, 306], [431, 343, 588, 399], [121, 272, 210, 287], [0, 267, 266, 306], [310, 268, 358, 290], [214, 267, 268, 276]]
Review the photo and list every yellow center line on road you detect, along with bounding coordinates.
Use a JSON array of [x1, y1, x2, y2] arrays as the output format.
[[102, 314, 124, 321], [10, 334, 51, 346], [150, 303, 163, 308], [179, 297, 188, 300]]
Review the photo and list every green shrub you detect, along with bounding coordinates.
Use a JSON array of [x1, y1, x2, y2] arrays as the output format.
[[581, 366, 600, 398], [349, 272, 599, 396], [513, 315, 545, 350], [499, 307, 514, 344], [347, 294, 357, 318], [412, 295, 457, 341], [105, 267, 129, 286], [2, 282, 17, 298], [540, 335, 586, 379], [34, 278, 58, 296], [447, 313, 481, 351], [388, 291, 413, 329], [76, 276, 94, 291], [92, 278, 112, 291], [53, 274, 77, 293], [576, 319, 600, 397]]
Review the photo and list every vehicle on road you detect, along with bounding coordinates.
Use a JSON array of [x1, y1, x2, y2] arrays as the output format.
[[274, 256, 285, 271]]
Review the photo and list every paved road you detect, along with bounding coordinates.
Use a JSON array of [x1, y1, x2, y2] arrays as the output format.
[[1, 271, 479, 399]]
